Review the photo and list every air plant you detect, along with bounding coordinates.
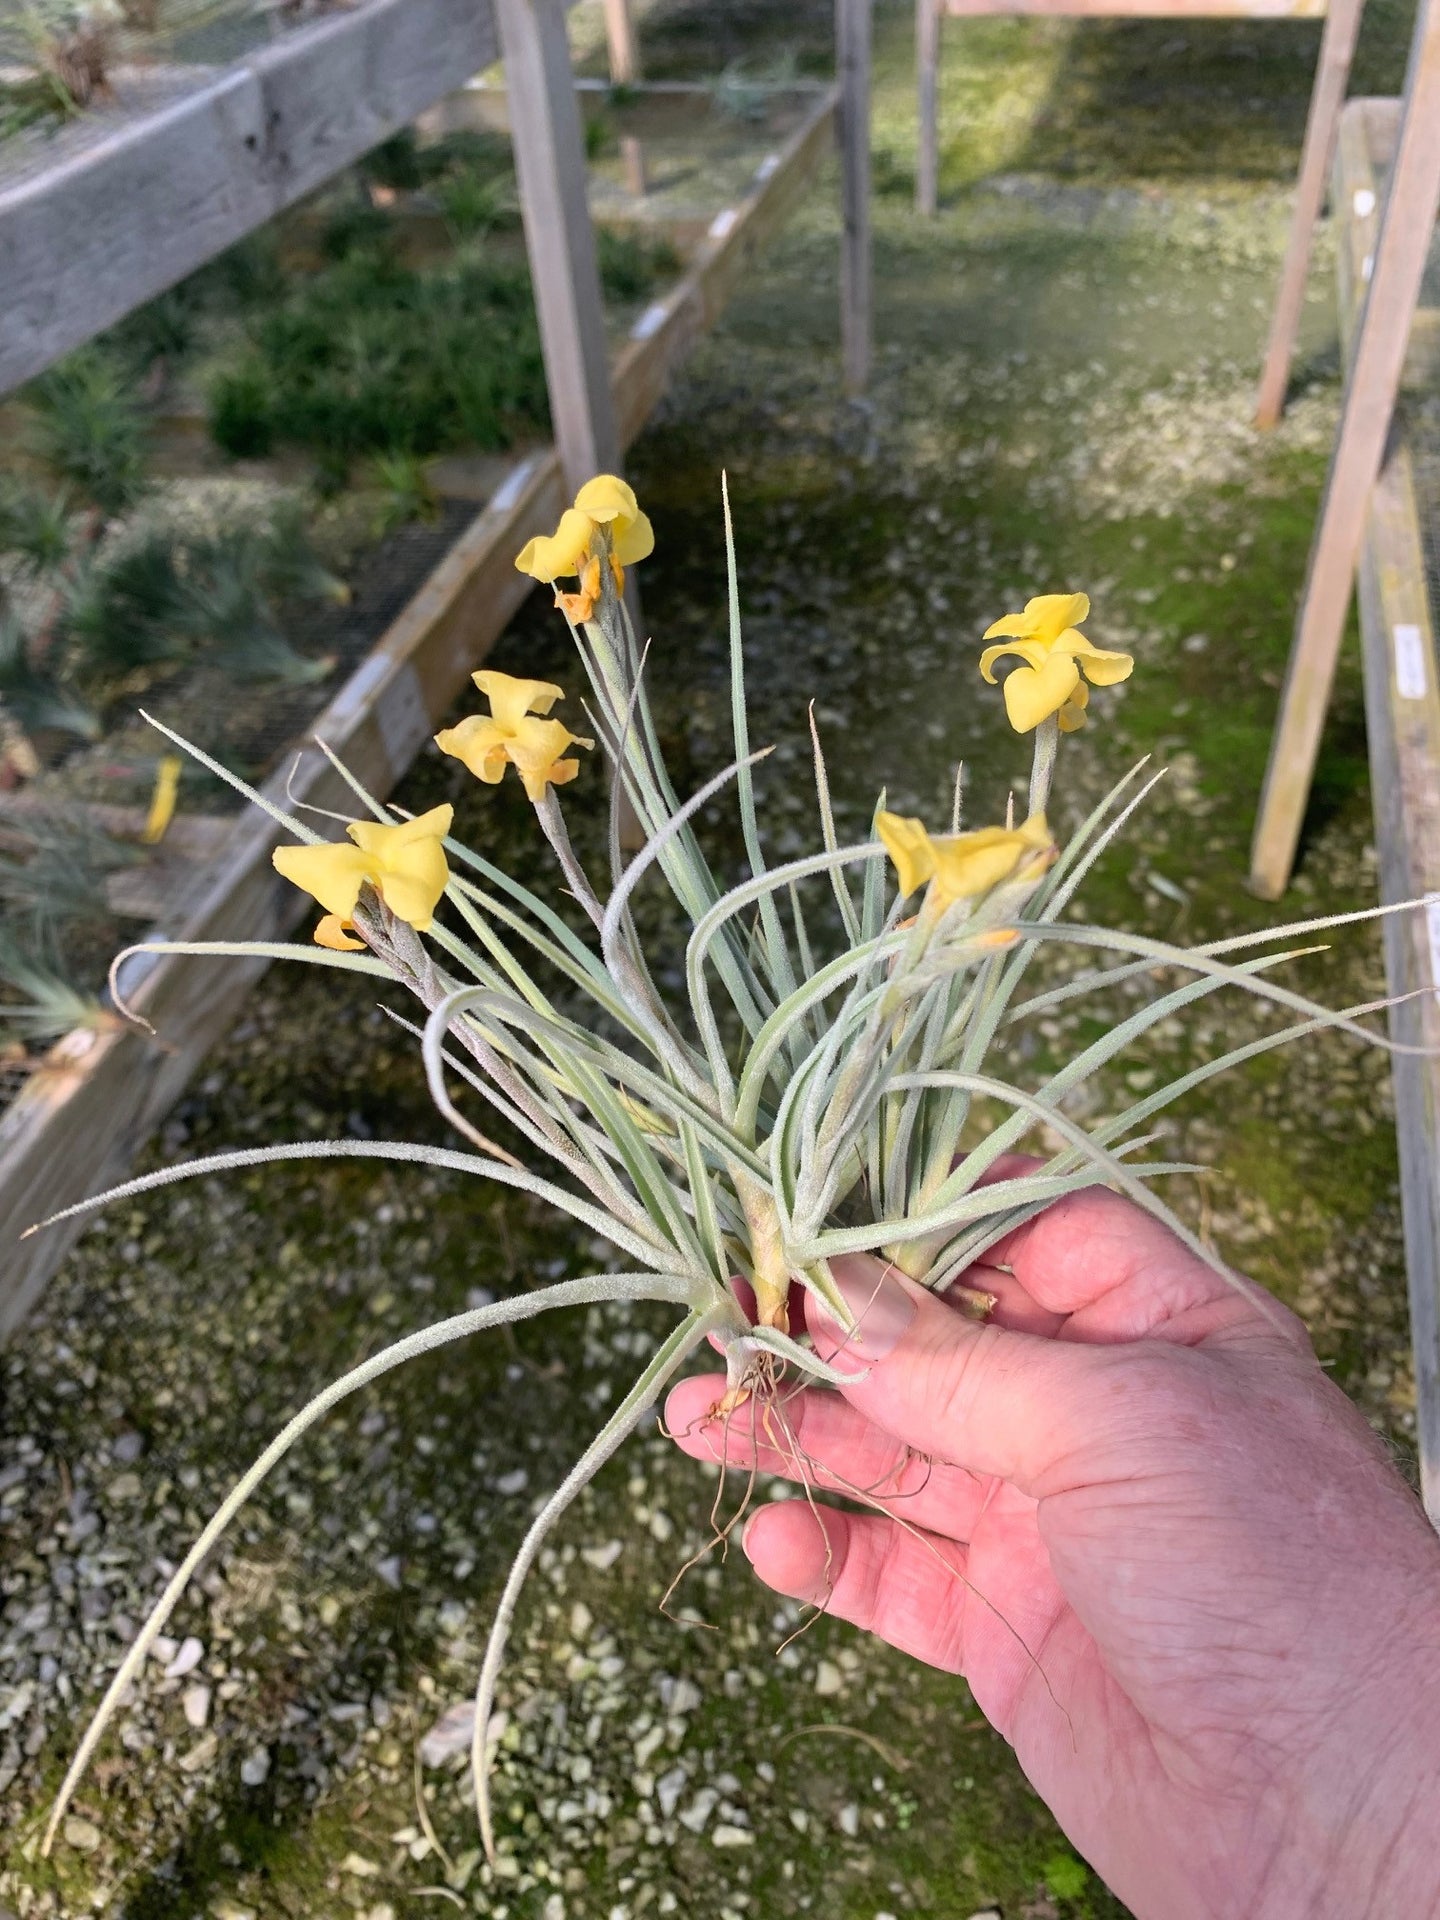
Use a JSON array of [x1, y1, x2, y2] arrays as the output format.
[[35, 476, 1429, 1867], [0, 936, 116, 1046], [27, 347, 149, 519], [370, 450, 440, 533]]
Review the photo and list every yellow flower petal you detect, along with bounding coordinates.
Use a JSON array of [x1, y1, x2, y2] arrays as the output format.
[[375, 843, 450, 930], [515, 508, 596, 583], [348, 803, 454, 858], [1001, 650, 1081, 733], [313, 913, 365, 951], [881, 812, 1055, 917], [272, 841, 375, 920], [140, 754, 183, 846], [434, 714, 509, 783], [573, 475, 640, 526], [507, 718, 594, 802], [472, 670, 565, 728], [979, 637, 1049, 684], [1060, 633, 1134, 687], [876, 811, 938, 898], [611, 509, 654, 566], [984, 592, 1090, 646], [1058, 683, 1089, 734], [929, 822, 1048, 912]]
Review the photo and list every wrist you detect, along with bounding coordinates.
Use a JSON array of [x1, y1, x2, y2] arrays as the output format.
[[1260, 1629, 1440, 1918]]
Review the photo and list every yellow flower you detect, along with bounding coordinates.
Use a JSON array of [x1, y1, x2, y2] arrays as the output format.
[[435, 669, 594, 803], [515, 508, 596, 584], [979, 592, 1132, 733], [272, 803, 454, 947], [877, 810, 1055, 915], [572, 475, 654, 566], [140, 754, 183, 845], [514, 475, 654, 615]]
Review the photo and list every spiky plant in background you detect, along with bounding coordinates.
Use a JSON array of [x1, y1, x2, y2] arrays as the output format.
[[35, 478, 1428, 1862]]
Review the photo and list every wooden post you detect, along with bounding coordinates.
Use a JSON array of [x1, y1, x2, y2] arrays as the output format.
[[602, 0, 640, 82], [1254, 0, 1365, 428], [917, 0, 940, 215], [837, 0, 873, 394], [601, 0, 648, 196], [1249, 0, 1440, 898], [496, 0, 620, 493]]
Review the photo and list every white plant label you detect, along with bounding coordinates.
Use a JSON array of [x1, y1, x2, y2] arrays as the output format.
[[1428, 900, 1440, 1006], [1393, 623, 1428, 700]]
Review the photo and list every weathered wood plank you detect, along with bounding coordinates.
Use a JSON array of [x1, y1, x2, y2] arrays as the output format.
[[1249, 0, 1440, 899], [0, 0, 503, 397], [1253, 0, 1364, 427], [916, 0, 940, 217], [942, 0, 1327, 13], [836, 0, 872, 396], [603, 0, 642, 83], [498, 0, 621, 492], [1335, 94, 1440, 1524], [1355, 443, 1440, 1525]]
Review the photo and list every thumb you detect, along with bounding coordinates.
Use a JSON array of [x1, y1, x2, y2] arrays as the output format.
[[806, 1253, 1140, 1499]]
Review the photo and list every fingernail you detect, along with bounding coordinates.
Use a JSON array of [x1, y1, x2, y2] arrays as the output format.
[[809, 1257, 916, 1362]]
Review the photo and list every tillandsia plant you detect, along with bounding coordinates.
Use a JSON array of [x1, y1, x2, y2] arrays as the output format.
[[34, 475, 1432, 1861]]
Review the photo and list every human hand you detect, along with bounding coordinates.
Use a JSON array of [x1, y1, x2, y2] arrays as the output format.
[[664, 1178, 1440, 1919]]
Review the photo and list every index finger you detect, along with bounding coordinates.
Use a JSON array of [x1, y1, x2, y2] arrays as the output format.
[[976, 1169, 1283, 1344]]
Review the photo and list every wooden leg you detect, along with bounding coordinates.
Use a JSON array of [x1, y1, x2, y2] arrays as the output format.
[[1249, 0, 1440, 898], [497, 0, 621, 493], [1254, 0, 1366, 429], [837, 0, 873, 395], [917, 0, 940, 217]]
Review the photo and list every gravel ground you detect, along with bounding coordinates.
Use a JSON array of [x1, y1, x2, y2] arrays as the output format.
[[0, 0, 1425, 1914]]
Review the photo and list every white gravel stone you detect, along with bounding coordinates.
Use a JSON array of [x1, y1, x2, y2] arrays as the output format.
[[837, 1802, 860, 1837], [678, 1787, 718, 1833], [164, 1636, 204, 1679], [182, 1683, 212, 1728], [655, 1765, 688, 1817], [580, 1539, 623, 1570], [62, 1816, 102, 1852], [711, 1824, 754, 1848], [419, 1699, 475, 1766], [814, 1659, 844, 1696], [239, 1746, 271, 1786]]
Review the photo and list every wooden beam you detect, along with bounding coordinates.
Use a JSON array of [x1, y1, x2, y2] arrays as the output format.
[[836, 0, 873, 395], [603, 0, 641, 83], [0, 0, 498, 398], [496, 0, 621, 493], [917, 0, 940, 216], [1249, 0, 1440, 898], [942, 0, 1326, 13], [1355, 443, 1440, 1525], [1254, 0, 1364, 427]]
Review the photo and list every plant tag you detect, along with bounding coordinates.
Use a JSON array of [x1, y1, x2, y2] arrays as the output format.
[[1393, 623, 1428, 700], [376, 663, 432, 776], [1428, 900, 1440, 1006], [489, 452, 540, 517], [631, 301, 669, 341]]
